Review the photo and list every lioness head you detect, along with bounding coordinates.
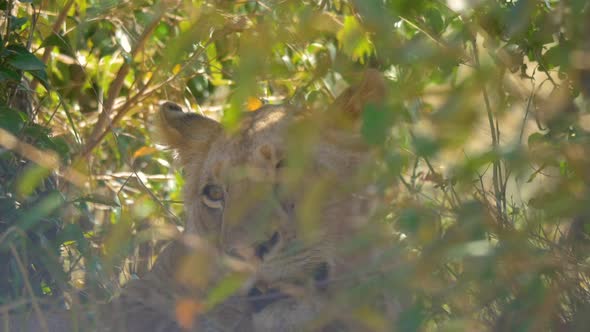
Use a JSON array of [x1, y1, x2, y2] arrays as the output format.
[[157, 70, 387, 293]]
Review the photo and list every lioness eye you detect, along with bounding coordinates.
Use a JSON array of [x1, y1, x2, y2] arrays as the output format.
[[202, 184, 224, 209]]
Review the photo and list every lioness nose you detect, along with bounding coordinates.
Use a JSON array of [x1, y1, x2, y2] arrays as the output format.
[[254, 231, 280, 260]]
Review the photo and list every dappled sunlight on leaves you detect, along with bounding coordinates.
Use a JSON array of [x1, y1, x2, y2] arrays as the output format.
[[0, 0, 589, 331]]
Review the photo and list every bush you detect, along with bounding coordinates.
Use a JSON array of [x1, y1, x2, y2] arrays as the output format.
[[0, 0, 589, 330]]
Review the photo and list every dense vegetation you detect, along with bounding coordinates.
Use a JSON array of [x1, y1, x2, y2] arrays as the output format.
[[0, 0, 589, 330]]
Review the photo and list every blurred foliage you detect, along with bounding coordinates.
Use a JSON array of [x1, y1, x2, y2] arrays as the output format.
[[0, 0, 589, 330]]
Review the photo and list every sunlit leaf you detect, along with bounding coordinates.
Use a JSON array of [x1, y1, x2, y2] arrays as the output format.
[[222, 98, 243, 133], [175, 298, 203, 329], [1, 0, 589, 329], [205, 273, 247, 308], [337, 16, 374, 63], [16, 165, 51, 198], [133, 146, 158, 159], [9, 17, 27, 31], [115, 29, 132, 53], [448, 240, 494, 259], [246, 97, 263, 111], [172, 64, 182, 75]]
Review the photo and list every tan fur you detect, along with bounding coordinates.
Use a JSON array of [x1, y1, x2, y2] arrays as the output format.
[[111, 69, 401, 332]]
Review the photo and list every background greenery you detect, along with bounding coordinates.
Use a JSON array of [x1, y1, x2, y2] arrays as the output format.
[[0, 0, 589, 330]]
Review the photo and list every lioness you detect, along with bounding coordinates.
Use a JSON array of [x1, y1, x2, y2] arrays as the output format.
[[10, 70, 399, 332], [108, 69, 402, 332]]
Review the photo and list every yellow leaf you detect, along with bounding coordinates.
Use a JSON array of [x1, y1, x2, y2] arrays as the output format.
[[133, 146, 158, 159], [175, 298, 203, 329], [337, 16, 374, 63], [246, 97, 263, 111], [72, 278, 85, 289], [172, 64, 182, 75], [144, 71, 153, 83]]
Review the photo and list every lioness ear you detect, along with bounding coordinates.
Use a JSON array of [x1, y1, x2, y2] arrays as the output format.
[[330, 68, 386, 119], [312, 70, 387, 176], [157, 101, 222, 164]]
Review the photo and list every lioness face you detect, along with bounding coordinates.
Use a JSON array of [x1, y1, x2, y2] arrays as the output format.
[[157, 70, 386, 292]]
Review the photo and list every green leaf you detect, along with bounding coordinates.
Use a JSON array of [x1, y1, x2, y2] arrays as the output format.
[[9, 16, 27, 31], [154, 22, 171, 41], [543, 43, 571, 70], [205, 273, 247, 308], [0, 67, 21, 82], [56, 224, 91, 256], [18, 191, 64, 233], [397, 207, 420, 234], [361, 104, 394, 145], [456, 201, 488, 240], [29, 69, 50, 90], [16, 165, 51, 198], [221, 96, 244, 133], [50, 136, 70, 161], [385, 151, 406, 175], [423, 8, 444, 35], [188, 75, 210, 103], [6, 45, 46, 71], [41, 33, 72, 54], [527, 132, 545, 146], [337, 16, 374, 63], [22, 124, 53, 148], [413, 134, 438, 157], [397, 303, 425, 332], [0, 106, 27, 133]]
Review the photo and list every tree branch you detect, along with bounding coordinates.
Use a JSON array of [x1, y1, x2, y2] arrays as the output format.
[[30, 0, 75, 90], [80, 8, 165, 157]]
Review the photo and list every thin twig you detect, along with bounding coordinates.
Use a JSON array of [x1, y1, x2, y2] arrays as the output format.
[[132, 170, 181, 223], [26, 4, 39, 50], [534, 50, 558, 88], [80, 36, 217, 158], [9, 244, 50, 332], [0, 128, 86, 187], [30, 0, 75, 90], [81, 36, 220, 158], [518, 85, 535, 143], [470, 37, 505, 225], [80, 74, 156, 158], [81, 8, 166, 157], [3, 0, 13, 48]]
